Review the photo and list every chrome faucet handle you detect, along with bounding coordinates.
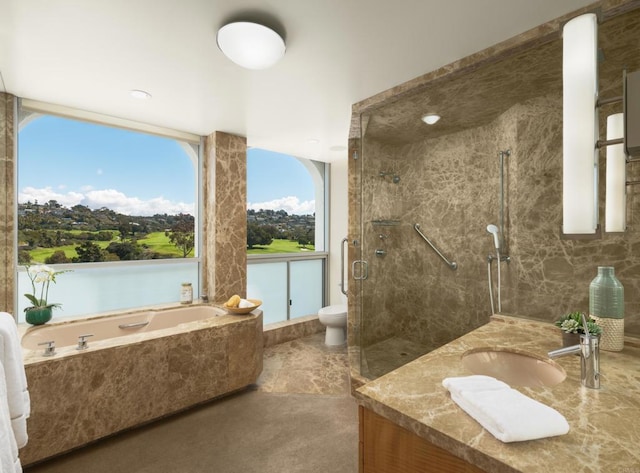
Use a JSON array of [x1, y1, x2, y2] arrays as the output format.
[[77, 334, 94, 351], [581, 313, 590, 338], [548, 315, 601, 389], [579, 331, 600, 389], [37, 340, 56, 357]]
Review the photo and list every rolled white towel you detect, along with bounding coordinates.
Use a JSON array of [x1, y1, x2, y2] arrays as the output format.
[[238, 299, 254, 308], [443, 375, 570, 443]]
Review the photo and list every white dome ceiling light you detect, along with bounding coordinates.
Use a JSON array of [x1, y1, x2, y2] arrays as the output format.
[[216, 22, 286, 70], [421, 113, 441, 125]]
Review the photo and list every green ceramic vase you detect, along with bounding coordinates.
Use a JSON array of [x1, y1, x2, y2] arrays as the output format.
[[25, 306, 53, 325]]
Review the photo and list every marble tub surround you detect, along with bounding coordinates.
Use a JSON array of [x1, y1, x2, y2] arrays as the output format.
[[20, 309, 263, 466], [355, 315, 640, 473], [262, 314, 324, 348]]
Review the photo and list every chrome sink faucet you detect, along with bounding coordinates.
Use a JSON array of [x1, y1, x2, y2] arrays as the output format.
[[548, 313, 600, 389]]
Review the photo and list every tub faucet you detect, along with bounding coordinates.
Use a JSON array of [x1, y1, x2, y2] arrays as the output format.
[[77, 334, 94, 351], [38, 340, 56, 357], [548, 314, 600, 389]]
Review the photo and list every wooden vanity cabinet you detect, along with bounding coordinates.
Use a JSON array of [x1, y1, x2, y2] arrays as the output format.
[[359, 406, 487, 473]]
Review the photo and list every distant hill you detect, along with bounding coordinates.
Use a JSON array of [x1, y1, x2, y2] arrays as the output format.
[[17, 201, 315, 261]]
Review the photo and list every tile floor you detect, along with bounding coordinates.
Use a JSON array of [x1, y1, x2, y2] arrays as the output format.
[[23, 332, 358, 473], [258, 332, 351, 395]]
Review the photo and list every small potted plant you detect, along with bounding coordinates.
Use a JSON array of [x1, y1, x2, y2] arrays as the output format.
[[555, 311, 602, 347], [23, 264, 70, 325]]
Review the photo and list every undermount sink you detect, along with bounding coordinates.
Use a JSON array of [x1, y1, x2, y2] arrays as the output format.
[[461, 347, 567, 388]]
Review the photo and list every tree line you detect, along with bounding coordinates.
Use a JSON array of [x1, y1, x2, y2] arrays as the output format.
[[246, 209, 315, 249], [18, 200, 194, 264]]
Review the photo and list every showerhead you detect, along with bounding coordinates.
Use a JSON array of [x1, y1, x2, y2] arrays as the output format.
[[486, 224, 500, 250]]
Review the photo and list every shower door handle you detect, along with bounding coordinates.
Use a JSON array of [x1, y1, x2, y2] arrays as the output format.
[[352, 260, 368, 280], [340, 237, 348, 295]]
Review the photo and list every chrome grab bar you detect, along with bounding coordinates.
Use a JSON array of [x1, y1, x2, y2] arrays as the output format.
[[413, 224, 458, 270], [118, 321, 150, 329], [340, 237, 348, 296]]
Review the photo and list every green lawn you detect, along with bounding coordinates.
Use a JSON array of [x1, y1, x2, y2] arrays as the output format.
[[26, 232, 185, 263], [247, 238, 315, 254], [26, 235, 311, 263]]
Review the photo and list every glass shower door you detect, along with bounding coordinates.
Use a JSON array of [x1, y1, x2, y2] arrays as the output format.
[[355, 113, 432, 380]]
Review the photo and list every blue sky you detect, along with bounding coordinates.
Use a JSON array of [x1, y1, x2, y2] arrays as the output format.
[[18, 115, 315, 216], [247, 148, 315, 215]]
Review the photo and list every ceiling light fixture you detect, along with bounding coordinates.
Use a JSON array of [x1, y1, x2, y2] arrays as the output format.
[[421, 114, 441, 125], [217, 22, 286, 70], [130, 89, 151, 100]]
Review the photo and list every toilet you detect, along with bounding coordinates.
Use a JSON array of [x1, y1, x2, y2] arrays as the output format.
[[318, 304, 347, 346]]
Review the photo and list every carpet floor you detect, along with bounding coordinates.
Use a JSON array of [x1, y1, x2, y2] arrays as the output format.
[[24, 334, 359, 473]]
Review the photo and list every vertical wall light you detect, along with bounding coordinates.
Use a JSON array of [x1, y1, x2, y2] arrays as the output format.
[[605, 113, 626, 232], [562, 13, 599, 235]]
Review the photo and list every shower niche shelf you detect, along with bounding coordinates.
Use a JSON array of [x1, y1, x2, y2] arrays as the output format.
[[371, 219, 401, 226]]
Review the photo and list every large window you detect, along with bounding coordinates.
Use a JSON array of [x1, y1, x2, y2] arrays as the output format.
[[16, 101, 201, 322], [246, 148, 328, 324], [246, 148, 327, 253]]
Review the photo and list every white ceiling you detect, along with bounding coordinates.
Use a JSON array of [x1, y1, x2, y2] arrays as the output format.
[[0, 0, 594, 162]]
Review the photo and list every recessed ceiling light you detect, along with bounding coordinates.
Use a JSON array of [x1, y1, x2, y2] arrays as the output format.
[[421, 114, 441, 125], [130, 89, 152, 100], [306, 139, 320, 145], [217, 22, 286, 70]]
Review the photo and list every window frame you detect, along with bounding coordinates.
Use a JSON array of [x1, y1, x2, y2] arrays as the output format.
[[15, 99, 203, 320], [246, 150, 330, 324]]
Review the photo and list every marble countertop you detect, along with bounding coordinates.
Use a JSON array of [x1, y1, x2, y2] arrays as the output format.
[[354, 315, 640, 473]]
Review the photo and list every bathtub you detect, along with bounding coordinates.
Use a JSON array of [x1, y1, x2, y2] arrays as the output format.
[[20, 304, 263, 466], [22, 304, 227, 351]]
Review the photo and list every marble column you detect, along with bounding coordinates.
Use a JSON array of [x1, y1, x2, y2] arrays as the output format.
[[202, 131, 247, 303], [0, 93, 15, 315]]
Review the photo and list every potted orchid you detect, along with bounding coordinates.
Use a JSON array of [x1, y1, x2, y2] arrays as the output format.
[[23, 264, 70, 325]]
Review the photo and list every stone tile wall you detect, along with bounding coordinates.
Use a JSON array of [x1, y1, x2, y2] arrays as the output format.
[[195, 131, 247, 303], [0, 93, 15, 315], [353, 4, 640, 363]]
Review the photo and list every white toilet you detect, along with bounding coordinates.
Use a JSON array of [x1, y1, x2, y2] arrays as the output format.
[[318, 304, 347, 346]]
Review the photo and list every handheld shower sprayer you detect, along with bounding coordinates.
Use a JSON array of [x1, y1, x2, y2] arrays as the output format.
[[486, 224, 502, 314], [486, 224, 500, 251]]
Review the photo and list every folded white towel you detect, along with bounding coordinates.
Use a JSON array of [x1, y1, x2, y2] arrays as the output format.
[[0, 312, 30, 448], [442, 375, 509, 397], [443, 375, 569, 443]]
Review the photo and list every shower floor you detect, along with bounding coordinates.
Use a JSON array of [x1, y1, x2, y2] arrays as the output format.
[[361, 336, 429, 379]]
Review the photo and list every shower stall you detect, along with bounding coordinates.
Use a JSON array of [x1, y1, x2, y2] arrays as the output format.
[[349, 105, 516, 381], [347, 5, 640, 383]]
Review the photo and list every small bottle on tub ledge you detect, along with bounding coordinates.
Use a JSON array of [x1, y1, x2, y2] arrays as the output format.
[[180, 282, 193, 304]]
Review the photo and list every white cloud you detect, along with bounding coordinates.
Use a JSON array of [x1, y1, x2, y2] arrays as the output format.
[[19, 186, 85, 208], [248, 196, 315, 215], [18, 186, 194, 216]]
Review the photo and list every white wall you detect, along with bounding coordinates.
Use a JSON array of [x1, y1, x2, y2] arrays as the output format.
[[328, 155, 349, 305]]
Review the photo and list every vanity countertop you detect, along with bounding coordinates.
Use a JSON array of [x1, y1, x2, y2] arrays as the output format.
[[354, 315, 640, 473]]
